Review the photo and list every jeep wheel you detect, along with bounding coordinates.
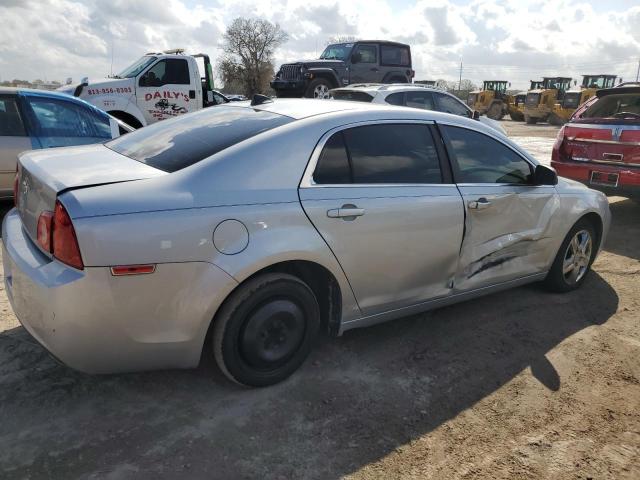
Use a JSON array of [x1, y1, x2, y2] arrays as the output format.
[[525, 115, 538, 125], [487, 102, 505, 120], [305, 78, 332, 99]]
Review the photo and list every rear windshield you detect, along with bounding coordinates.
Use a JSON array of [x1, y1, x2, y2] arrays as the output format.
[[331, 91, 374, 102], [582, 93, 640, 120], [106, 106, 292, 172]]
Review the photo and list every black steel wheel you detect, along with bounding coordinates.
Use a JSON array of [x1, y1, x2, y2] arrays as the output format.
[[212, 273, 320, 387]]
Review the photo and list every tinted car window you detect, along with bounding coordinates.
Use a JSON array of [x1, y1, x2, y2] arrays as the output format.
[[443, 126, 532, 184], [345, 124, 441, 183], [313, 132, 351, 184], [141, 59, 190, 86], [331, 91, 374, 102], [405, 91, 435, 110], [27, 97, 111, 138], [0, 97, 26, 136], [107, 106, 292, 172], [582, 93, 640, 119], [380, 45, 410, 67], [385, 92, 404, 106], [434, 93, 470, 117], [355, 45, 377, 63]]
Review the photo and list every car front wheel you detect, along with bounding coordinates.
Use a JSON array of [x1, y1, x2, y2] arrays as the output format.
[[544, 219, 597, 292], [305, 78, 333, 99], [212, 273, 320, 387]]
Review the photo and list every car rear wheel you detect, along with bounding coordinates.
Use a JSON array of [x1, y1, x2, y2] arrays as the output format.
[[544, 219, 597, 293], [487, 102, 504, 120], [305, 78, 333, 99], [525, 115, 538, 125], [212, 273, 320, 387]]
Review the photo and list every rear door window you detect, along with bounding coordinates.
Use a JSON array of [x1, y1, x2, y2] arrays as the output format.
[[313, 124, 442, 184], [380, 45, 410, 67], [385, 92, 405, 106], [443, 125, 532, 184], [0, 97, 26, 136], [26, 96, 111, 140], [107, 106, 292, 172]]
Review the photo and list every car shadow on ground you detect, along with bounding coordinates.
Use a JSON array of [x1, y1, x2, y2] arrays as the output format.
[[603, 197, 639, 260], [0, 269, 618, 479]]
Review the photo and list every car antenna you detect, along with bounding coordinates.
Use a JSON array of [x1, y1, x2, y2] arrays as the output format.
[[251, 94, 273, 106]]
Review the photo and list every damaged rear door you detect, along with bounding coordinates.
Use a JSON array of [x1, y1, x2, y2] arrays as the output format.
[[440, 124, 559, 292]]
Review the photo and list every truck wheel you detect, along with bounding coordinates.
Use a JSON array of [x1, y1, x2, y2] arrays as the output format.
[[487, 102, 505, 120], [509, 111, 524, 121], [525, 115, 538, 125], [548, 113, 566, 126], [212, 273, 320, 387], [388, 77, 408, 84], [305, 78, 333, 99]]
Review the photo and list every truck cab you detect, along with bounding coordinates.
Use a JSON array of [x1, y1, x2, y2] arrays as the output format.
[[61, 49, 221, 128]]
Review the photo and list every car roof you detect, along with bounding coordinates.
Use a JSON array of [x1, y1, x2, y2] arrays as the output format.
[[0, 86, 110, 113], [227, 98, 389, 120], [332, 83, 448, 94]]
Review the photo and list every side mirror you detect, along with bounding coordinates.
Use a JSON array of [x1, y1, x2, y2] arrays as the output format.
[[533, 164, 558, 185], [351, 52, 361, 64], [472, 110, 480, 120]]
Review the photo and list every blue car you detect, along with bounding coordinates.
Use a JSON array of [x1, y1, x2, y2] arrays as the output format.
[[0, 87, 131, 198]]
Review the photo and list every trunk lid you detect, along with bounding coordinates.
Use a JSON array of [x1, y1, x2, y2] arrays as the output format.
[[17, 144, 165, 247], [562, 122, 640, 166]]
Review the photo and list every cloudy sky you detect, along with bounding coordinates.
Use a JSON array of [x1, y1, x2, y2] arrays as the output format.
[[1, 0, 639, 90]]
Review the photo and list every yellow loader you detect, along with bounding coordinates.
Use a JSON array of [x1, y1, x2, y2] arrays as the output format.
[[467, 80, 511, 120], [523, 77, 572, 124], [547, 74, 617, 125]]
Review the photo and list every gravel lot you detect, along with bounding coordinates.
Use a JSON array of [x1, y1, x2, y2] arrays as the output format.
[[1, 120, 638, 479]]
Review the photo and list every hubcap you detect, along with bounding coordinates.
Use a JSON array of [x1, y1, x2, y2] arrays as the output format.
[[313, 84, 330, 99], [562, 229, 592, 284], [240, 299, 305, 369]]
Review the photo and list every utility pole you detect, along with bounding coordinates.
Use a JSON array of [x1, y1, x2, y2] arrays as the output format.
[[458, 58, 463, 93], [636, 57, 640, 82]]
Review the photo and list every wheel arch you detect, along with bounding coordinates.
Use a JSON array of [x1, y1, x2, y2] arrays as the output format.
[[306, 69, 340, 88], [107, 109, 144, 129], [579, 211, 604, 250]]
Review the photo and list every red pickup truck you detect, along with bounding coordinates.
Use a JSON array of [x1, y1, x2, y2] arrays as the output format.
[[551, 85, 640, 199]]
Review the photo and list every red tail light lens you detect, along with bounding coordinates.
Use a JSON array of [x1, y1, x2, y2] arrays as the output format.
[[551, 125, 566, 162], [52, 200, 84, 270], [37, 211, 54, 252]]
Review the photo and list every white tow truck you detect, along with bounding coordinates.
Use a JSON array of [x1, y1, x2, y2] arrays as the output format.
[[60, 49, 229, 128]]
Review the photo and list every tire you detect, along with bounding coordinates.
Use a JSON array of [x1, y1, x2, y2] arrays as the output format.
[[525, 115, 538, 125], [304, 78, 333, 99], [212, 273, 320, 387], [548, 113, 565, 126], [544, 219, 597, 293], [388, 77, 408, 84], [487, 102, 504, 120], [509, 111, 524, 121]]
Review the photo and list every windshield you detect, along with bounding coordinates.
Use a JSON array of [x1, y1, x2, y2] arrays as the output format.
[[320, 43, 353, 61], [582, 93, 640, 119], [116, 56, 157, 78], [106, 106, 293, 172]]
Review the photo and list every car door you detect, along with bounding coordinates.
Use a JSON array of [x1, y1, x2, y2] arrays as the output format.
[[439, 124, 559, 292], [0, 95, 30, 195], [136, 58, 193, 123], [23, 94, 113, 148], [349, 44, 384, 84], [299, 122, 465, 315]]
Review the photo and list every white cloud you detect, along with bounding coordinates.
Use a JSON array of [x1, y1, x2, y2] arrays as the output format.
[[0, 0, 638, 90]]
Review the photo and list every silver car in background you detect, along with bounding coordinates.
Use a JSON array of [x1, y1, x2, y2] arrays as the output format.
[[3, 100, 610, 387]]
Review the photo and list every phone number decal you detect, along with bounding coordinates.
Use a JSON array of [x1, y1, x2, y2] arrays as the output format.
[[87, 87, 132, 95]]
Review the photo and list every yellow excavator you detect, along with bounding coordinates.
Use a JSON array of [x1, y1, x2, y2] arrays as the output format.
[[467, 80, 511, 120], [508, 80, 544, 121], [547, 74, 618, 125], [523, 77, 572, 124]]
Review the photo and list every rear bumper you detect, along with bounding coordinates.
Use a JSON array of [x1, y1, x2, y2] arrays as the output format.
[[551, 160, 640, 198], [2, 208, 238, 374]]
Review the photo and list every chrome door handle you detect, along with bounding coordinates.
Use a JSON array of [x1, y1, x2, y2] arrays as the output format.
[[468, 198, 492, 210], [327, 206, 365, 219]]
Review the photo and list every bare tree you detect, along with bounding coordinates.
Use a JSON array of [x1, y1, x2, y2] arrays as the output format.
[[219, 18, 288, 96]]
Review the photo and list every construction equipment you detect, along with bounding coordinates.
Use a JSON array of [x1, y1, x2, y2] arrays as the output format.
[[467, 80, 512, 120], [523, 77, 572, 124], [548, 74, 618, 125], [507, 81, 544, 121]]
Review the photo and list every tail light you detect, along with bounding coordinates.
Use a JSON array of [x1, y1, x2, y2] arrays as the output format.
[[13, 166, 19, 207], [551, 125, 567, 162], [36, 200, 84, 270]]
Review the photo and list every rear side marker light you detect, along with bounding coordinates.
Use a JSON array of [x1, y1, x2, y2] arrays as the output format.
[[110, 265, 156, 276]]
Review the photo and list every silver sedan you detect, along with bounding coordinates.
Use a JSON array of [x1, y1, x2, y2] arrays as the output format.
[[3, 100, 610, 387]]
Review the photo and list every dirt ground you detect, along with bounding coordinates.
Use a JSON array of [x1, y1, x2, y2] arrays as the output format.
[[1, 121, 639, 479]]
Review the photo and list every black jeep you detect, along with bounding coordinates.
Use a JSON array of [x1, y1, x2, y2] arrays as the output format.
[[271, 40, 414, 99]]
